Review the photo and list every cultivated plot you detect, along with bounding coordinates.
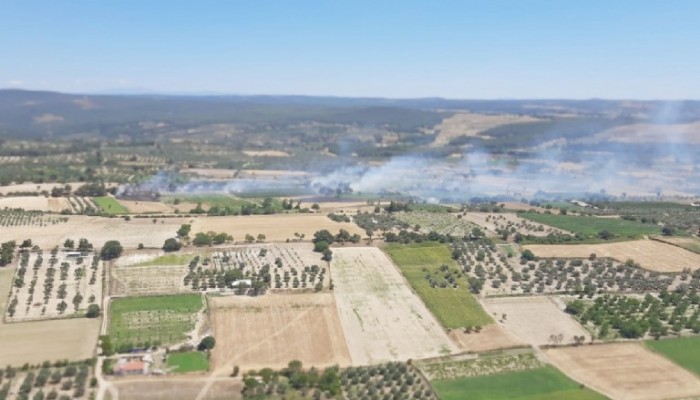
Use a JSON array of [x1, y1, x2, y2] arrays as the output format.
[[209, 293, 350, 371], [545, 343, 700, 400], [7, 250, 103, 321], [482, 296, 589, 346], [331, 247, 457, 365], [190, 213, 364, 243], [0, 215, 182, 248], [524, 239, 700, 272], [0, 267, 100, 365]]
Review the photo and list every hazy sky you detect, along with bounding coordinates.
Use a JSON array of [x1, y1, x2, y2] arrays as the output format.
[[2, 1, 699, 99]]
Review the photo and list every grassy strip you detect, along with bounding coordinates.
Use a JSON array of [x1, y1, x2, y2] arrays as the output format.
[[166, 351, 209, 373], [93, 196, 129, 214], [384, 242, 491, 328], [519, 212, 660, 237], [431, 366, 606, 400], [131, 253, 196, 267], [645, 336, 700, 375]]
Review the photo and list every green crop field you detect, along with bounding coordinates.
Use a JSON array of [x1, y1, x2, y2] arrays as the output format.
[[520, 212, 661, 238], [431, 366, 606, 400], [384, 242, 491, 328], [646, 336, 700, 375], [132, 253, 197, 267], [167, 351, 209, 373], [94, 196, 129, 215], [108, 294, 203, 348]]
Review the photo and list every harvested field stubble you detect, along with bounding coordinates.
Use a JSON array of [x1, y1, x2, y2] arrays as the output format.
[[209, 293, 350, 371], [332, 247, 457, 364], [545, 343, 700, 400], [524, 239, 700, 272]]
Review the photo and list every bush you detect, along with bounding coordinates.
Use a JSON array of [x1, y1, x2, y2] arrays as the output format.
[[100, 241, 123, 260], [162, 238, 182, 252], [198, 336, 216, 351], [86, 304, 100, 318]]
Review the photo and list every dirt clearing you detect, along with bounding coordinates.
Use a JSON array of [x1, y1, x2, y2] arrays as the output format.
[[331, 247, 457, 365], [0, 266, 100, 365], [209, 292, 350, 372], [448, 324, 525, 352], [190, 214, 364, 243], [482, 296, 589, 346], [524, 239, 700, 272], [545, 343, 700, 400]]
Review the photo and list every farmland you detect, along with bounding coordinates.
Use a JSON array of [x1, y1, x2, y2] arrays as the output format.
[[524, 239, 700, 272], [481, 297, 590, 346], [331, 247, 457, 364], [208, 293, 350, 371], [93, 196, 129, 214], [0, 209, 68, 227], [0, 266, 100, 365], [167, 351, 210, 373], [461, 212, 567, 237], [189, 213, 365, 243], [384, 242, 492, 328], [519, 212, 661, 239], [431, 366, 605, 400], [108, 294, 204, 348], [393, 211, 476, 236], [645, 336, 700, 375], [6, 247, 103, 321], [545, 343, 700, 400], [0, 214, 181, 248]]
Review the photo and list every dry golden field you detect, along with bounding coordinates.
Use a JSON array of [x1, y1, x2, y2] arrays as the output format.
[[545, 343, 700, 400], [208, 293, 351, 372], [190, 214, 364, 243], [482, 296, 590, 346], [524, 239, 700, 272]]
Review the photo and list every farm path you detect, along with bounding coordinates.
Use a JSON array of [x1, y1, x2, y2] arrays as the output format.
[[96, 357, 119, 400]]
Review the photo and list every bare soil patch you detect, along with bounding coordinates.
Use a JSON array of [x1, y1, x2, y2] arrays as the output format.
[[242, 150, 291, 157], [0, 196, 54, 211], [190, 214, 364, 243], [331, 247, 457, 365], [0, 266, 100, 365], [448, 323, 525, 352], [209, 292, 350, 372], [181, 168, 239, 179], [432, 112, 540, 147], [113, 377, 242, 400], [591, 121, 700, 144], [482, 296, 589, 346], [545, 343, 700, 400], [524, 239, 700, 272]]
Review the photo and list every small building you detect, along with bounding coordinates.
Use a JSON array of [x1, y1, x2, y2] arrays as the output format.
[[66, 252, 82, 257], [230, 279, 252, 288], [112, 357, 149, 376]]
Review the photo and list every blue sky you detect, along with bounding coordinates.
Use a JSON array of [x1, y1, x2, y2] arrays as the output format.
[[2, 1, 699, 99]]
